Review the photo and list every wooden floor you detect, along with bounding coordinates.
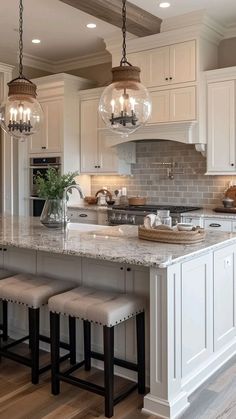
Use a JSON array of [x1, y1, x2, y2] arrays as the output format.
[[0, 346, 236, 419]]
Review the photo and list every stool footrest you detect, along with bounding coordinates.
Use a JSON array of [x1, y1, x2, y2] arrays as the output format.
[[39, 353, 71, 375], [114, 383, 138, 406], [39, 334, 70, 350], [1, 335, 30, 350], [0, 348, 31, 367], [64, 360, 85, 376], [58, 373, 105, 396], [91, 350, 138, 372]]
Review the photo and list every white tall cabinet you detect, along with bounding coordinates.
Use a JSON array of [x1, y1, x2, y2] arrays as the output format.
[[206, 67, 236, 174]]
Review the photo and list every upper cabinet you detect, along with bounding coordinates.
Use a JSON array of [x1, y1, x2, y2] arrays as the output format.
[[129, 40, 196, 88], [79, 89, 135, 175], [29, 73, 93, 173], [206, 68, 236, 174]]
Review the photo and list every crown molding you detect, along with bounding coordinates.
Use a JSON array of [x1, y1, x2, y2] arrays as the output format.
[[224, 25, 236, 39], [22, 50, 111, 74]]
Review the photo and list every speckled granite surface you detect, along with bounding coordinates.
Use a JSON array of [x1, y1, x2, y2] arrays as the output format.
[[182, 209, 236, 219], [0, 216, 236, 268]]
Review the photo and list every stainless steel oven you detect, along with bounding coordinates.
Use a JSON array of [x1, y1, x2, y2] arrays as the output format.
[[29, 157, 61, 216]]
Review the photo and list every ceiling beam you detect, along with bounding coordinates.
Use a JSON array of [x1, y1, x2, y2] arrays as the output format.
[[59, 0, 162, 37]]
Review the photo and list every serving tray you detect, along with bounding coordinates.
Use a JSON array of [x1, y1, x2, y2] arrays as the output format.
[[138, 226, 206, 244]]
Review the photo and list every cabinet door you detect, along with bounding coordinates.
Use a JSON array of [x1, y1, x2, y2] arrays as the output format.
[[214, 245, 236, 351], [29, 100, 63, 154], [170, 86, 196, 121], [98, 134, 118, 172], [80, 99, 98, 173], [207, 81, 235, 173], [128, 51, 150, 86], [149, 90, 169, 123], [169, 40, 196, 84], [149, 46, 170, 87]]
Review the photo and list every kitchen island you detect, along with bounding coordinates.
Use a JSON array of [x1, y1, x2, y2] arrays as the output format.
[[1, 216, 236, 419]]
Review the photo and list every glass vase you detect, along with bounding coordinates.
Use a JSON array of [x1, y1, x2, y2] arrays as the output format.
[[40, 199, 64, 229]]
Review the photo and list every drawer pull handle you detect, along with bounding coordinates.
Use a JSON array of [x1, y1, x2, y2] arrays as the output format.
[[79, 214, 88, 217], [209, 223, 221, 227]]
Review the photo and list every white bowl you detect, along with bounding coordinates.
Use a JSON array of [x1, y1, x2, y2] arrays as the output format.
[[177, 223, 193, 231]]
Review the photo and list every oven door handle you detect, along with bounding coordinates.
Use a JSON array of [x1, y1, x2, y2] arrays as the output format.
[[29, 165, 61, 169]]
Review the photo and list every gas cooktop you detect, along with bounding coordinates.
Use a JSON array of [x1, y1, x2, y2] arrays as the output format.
[[112, 205, 202, 214]]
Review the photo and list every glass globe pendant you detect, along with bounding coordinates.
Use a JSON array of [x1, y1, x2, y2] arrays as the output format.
[[0, 0, 43, 140], [99, 0, 152, 136]]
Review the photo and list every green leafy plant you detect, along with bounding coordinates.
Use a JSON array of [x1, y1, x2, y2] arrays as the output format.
[[35, 168, 78, 199]]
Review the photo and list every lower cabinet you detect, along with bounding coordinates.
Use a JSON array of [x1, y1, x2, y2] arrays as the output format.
[[181, 215, 236, 232], [213, 245, 236, 352], [66, 209, 109, 225]]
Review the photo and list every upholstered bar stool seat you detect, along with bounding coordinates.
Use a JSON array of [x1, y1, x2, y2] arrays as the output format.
[[49, 286, 146, 418], [0, 273, 76, 384], [0, 273, 76, 308]]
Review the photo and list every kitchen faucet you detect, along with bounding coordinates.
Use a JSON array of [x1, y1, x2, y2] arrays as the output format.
[[63, 184, 84, 225]]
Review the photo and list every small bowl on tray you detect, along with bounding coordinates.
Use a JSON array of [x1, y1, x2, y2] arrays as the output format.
[[176, 223, 194, 231]]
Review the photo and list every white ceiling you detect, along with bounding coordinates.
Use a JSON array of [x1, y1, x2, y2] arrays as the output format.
[[129, 0, 236, 27], [0, 0, 236, 68]]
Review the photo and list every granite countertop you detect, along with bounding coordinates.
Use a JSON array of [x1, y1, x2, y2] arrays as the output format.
[[0, 216, 235, 269], [67, 204, 110, 212], [182, 208, 236, 219]]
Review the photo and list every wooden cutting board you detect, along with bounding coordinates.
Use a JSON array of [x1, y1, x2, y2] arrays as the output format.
[[214, 207, 236, 213], [225, 186, 236, 206]]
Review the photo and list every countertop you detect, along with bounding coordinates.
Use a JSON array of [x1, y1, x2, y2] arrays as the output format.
[[0, 216, 235, 269], [182, 208, 236, 219]]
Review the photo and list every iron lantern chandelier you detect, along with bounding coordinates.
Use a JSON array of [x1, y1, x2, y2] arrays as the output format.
[[0, 0, 43, 139], [99, 0, 152, 136]]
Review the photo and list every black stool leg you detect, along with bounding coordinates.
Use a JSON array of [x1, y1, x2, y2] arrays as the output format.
[[50, 312, 60, 395], [83, 320, 91, 371], [104, 326, 114, 418], [69, 316, 76, 365], [2, 301, 8, 341], [136, 312, 145, 394], [28, 307, 40, 385]]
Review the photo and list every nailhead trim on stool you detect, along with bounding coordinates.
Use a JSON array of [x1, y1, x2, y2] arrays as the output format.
[[0, 273, 77, 384], [49, 286, 146, 418]]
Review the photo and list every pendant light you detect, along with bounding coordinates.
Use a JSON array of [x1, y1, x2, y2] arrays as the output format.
[[99, 0, 152, 136], [0, 0, 43, 139]]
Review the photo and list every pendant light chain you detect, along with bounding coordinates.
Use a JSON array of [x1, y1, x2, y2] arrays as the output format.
[[120, 0, 131, 66], [19, 0, 24, 78]]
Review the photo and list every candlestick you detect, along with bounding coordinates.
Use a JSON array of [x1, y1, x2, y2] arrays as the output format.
[[119, 96, 124, 112], [130, 97, 135, 111], [111, 99, 115, 114]]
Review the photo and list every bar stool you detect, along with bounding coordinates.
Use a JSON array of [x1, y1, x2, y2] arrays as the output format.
[[49, 286, 146, 418], [0, 270, 17, 341], [0, 273, 76, 384]]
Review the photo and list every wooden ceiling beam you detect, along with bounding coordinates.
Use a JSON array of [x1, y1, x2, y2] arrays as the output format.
[[59, 0, 162, 37]]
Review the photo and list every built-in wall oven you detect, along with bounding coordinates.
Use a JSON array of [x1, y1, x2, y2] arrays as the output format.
[[29, 157, 61, 216]]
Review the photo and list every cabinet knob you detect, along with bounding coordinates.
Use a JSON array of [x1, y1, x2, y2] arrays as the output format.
[[165, 77, 168, 81], [120, 267, 124, 270], [97, 165, 101, 169], [231, 163, 234, 166], [169, 77, 173, 80], [209, 223, 221, 228], [42, 146, 46, 149], [127, 267, 131, 272], [95, 165, 97, 168]]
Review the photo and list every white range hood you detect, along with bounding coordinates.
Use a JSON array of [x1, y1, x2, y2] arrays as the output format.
[[101, 121, 206, 153]]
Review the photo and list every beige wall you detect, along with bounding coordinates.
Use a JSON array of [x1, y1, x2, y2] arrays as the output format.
[[219, 37, 236, 68]]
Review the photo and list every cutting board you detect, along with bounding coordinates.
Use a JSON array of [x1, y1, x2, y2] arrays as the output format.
[[214, 207, 236, 214]]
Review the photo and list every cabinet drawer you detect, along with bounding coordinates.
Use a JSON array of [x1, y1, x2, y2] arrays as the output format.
[[68, 210, 98, 224], [181, 216, 203, 227], [204, 219, 232, 232], [231, 221, 236, 232]]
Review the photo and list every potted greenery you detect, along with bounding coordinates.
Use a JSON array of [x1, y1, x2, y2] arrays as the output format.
[[35, 168, 78, 228]]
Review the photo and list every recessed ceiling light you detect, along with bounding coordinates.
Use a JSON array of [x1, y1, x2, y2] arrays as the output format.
[[32, 39, 41, 44], [159, 2, 170, 8], [86, 23, 97, 29]]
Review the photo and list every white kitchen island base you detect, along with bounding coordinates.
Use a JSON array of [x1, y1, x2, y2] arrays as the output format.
[[0, 217, 236, 418]]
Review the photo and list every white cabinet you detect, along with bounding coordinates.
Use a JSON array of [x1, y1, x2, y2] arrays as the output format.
[[204, 218, 232, 232], [29, 99, 63, 154], [129, 40, 196, 88], [67, 208, 98, 224], [29, 74, 93, 174], [213, 245, 236, 351], [150, 86, 196, 124], [207, 80, 235, 173], [79, 91, 135, 175]]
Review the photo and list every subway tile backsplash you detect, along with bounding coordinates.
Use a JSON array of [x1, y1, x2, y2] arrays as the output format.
[[91, 141, 236, 209]]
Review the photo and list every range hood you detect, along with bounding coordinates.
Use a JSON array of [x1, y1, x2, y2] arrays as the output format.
[[101, 121, 206, 151]]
